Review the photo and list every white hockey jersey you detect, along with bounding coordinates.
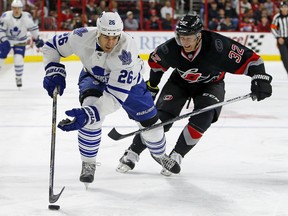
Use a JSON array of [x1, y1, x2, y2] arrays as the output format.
[[43, 27, 145, 119], [0, 11, 39, 45]]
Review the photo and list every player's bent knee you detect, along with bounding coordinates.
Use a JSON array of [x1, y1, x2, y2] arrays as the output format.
[[140, 119, 164, 142], [139, 114, 159, 127], [188, 109, 216, 132], [158, 110, 175, 132], [14, 54, 24, 65]]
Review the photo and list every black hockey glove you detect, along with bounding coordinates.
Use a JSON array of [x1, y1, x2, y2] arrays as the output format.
[[33, 37, 44, 48], [146, 81, 159, 100], [251, 74, 272, 101]]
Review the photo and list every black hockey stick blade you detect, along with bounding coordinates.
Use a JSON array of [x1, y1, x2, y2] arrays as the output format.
[[49, 186, 65, 203], [108, 93, 252, 140], [108, 127, 136, 140]]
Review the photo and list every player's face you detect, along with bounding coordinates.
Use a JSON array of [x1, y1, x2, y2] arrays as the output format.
[[12, 7, 22, 18], [179, 34, 200, 52], [98, 34, 120, 53]]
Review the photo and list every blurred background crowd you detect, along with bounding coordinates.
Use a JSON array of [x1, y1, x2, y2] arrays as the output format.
[[0, 0, 281, 32]]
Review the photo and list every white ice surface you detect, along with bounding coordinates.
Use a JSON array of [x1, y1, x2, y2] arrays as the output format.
[[0, 61, 287, 216]]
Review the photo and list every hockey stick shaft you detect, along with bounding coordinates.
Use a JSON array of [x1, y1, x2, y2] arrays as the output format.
[[108, 93, 252, 140], [49, 88, 65, 203]]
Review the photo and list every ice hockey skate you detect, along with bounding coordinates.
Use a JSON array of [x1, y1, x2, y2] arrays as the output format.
[[151, 153, 181, 174], [160, 151, 183, 176], [116, 149, 139, 173], [80, 161, 96, 189], [15, 77, 22, 88]]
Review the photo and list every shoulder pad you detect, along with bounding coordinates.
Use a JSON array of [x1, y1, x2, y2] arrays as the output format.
[[158, 38, 178, 55]]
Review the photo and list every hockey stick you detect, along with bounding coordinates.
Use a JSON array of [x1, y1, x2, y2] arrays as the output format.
[[108, 93, 252, 141], [49, 88, 65, 203]]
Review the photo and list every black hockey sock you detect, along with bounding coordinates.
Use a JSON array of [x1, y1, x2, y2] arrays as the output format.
[[173, 132, 196, 158], [129, 133, 147, 155]]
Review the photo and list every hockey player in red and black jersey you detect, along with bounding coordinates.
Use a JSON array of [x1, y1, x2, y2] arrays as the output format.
[[117, 13, 272, 175]]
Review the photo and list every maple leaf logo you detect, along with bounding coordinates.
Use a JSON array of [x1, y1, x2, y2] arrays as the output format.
[[118, 50, 132, 65]]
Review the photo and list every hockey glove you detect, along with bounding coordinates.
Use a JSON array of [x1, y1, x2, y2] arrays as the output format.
[[0, 40, 11, 58], [43, 62, 66, 97], [251, 74, 272, 101], [146, 81, 159, 100], [33, 37, 44, 48], [58, 106, 100, 131]]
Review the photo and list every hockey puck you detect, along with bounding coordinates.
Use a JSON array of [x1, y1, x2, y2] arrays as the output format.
[[48, 204, 60, 210]]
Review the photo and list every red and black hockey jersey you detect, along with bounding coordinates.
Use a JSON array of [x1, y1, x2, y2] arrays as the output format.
[[148, 30, 266, 86]]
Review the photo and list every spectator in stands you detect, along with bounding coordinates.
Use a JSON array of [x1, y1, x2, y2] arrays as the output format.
[[239, 15, 256, 32], [29, 0, 43, 27], [218, 7, 226, 18], [124, 11, 139, 30], [110, 0, 118, 13], [224, 0, 239, 29], [199, 0, 205, 21], [208, 1, 220, 30], [145, 11, 162, 30], [231, 0, 239, 14], [257, 15, 271, 32], [144, 0, 161, 20], [132, 0, 141, 22], [44, 10, 57, 30], [160, 0, 173, 20], [243, 8, 257, 25], [251, 0, 260, 12], [264, 0, 274, 17], [259, 7, 271, 21], [162, 13, 173, 30], [72, 14, 83, 29], [217, 8, 226, 24], [86, 0, 98, 17], [253, 3, 268, 25], [217, 16, 237, 31], [87, 14, 98, 26], [217, 0, 226, 10], [240, 0, 252, 14], [60, 6, 74, 30], [96, 0, 108, 15]]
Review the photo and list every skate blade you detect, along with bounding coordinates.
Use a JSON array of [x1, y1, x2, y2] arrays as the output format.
[[116, 164, 131, 173], [161, 168, 172, 176], [84, 183, 90, 190]]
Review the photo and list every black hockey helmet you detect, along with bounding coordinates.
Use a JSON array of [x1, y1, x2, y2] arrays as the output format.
[[176, 14, 203, 36]]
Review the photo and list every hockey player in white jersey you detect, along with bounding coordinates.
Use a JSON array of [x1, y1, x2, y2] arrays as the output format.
[[0, 0, 44, 88], [42, 12, 180, 186]]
